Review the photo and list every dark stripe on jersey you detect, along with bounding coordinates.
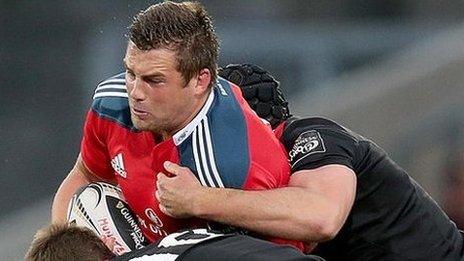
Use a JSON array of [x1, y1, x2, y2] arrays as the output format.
[[178, 135, 201, 183], [90, 72, 136, 130], [175, 230, 212, 240], [91, 97, 138, 131]]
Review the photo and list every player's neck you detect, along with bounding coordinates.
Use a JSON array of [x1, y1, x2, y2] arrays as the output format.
[[159, 90, 211, 141]]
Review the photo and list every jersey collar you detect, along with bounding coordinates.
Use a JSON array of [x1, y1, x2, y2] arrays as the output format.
[[172, 87, 215, 145]]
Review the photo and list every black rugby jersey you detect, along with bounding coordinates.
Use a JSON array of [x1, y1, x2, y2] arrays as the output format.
[[279, 117, 464, 261], [113, 228, 323, 261], [112, 229, 229, 260]]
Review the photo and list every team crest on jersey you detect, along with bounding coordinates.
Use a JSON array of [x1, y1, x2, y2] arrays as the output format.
[[289, 130, 326, 167]]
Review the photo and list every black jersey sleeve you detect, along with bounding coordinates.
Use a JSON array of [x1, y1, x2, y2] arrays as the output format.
[[281, 117, 358, 173]]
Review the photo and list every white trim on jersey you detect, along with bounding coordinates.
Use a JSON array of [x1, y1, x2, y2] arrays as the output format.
[[94, 84, 127, 92], [197, 122, 217, 187], [129, 253, 178, 261], [93, 92, 128, 99], [98, 78, 126, 86], [191, 118, 225, 188], [93, 78, 127, 99]]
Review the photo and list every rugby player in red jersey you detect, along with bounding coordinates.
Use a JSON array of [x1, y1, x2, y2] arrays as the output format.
[[51, 2, 302, 250]]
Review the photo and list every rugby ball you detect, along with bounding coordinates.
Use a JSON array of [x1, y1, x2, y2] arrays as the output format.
[[67, 182, 148, 255]]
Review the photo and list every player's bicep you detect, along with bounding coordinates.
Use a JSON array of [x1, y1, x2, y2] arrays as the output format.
[[290, 164, 356, 222]]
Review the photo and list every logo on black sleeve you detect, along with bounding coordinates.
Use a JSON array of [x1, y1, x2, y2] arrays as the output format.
[[289, 130, 326, 166]]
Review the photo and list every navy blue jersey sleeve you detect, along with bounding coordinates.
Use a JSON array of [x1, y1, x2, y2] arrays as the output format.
[[281, 117, 358, 173]]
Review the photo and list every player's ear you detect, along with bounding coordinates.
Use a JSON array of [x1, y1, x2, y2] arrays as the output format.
[[193, 68, 211, 95]]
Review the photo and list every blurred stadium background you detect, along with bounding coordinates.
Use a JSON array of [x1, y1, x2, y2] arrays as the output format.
[[1, 0, 464, 259]]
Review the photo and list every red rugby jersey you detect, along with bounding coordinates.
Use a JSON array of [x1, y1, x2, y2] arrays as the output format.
[[81, 73, 303, 250]]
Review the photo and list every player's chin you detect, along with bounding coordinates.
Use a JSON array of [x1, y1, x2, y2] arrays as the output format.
[[131, 116, 151, 131]]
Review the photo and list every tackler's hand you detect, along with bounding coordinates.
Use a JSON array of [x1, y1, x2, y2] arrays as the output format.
[[156, 161, 204, 218]]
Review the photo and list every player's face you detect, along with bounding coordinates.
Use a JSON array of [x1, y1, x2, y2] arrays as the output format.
[[124, 42, 200, 136]]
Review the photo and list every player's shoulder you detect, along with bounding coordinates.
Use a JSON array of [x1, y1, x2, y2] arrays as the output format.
[[215, 76, 238, 98], [205, 77, 250, 126], [93, 72, 127, 100], [90, 73, 135, 130], [286, 116, 343, 129], [284, 117, 353, 136], [281, 116, 365, 146]]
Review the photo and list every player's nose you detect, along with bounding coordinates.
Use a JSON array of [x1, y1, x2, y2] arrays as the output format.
[[129, 78, 146, 101]]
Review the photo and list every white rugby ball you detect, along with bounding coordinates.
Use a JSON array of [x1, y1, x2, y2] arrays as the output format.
[[67, 182, 148, 255]]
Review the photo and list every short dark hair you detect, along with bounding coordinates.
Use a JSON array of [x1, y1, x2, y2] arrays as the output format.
[[129, 1, 219, 87], [25, 223, 115, 261]]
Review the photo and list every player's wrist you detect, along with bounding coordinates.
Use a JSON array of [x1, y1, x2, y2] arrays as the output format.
[[190, 186, 213, 218]]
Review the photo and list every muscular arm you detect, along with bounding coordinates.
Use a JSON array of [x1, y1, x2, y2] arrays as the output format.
[[51, 154, 104, 223], [158, 163, 356, 242]]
